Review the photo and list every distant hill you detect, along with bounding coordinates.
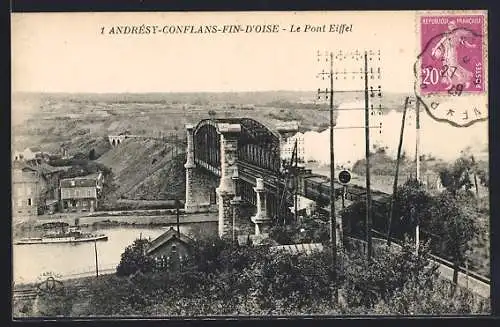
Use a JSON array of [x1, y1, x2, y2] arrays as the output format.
[[13, 90, 410, 110], [11, 90, 411, 201]]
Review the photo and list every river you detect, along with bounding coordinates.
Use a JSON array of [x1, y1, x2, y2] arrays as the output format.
[[12, 222, 217, 285]]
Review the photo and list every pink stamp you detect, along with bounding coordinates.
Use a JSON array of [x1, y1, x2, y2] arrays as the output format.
[[419, 14, 484, 95]]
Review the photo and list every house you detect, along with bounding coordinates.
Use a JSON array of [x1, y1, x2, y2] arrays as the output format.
[[59, 172, 103, 213], [11, 162, 45, 221], [22, 147, 42, 161], [289, 195, 317, 217], [12, 150, 24, 162], [12, 161, 73, 217], [31, 163, 69, 214], [146, 227, 194, 271], [281, 132, 305, 163]]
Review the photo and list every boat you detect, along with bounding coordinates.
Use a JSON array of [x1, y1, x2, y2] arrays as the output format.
[[14, 227, 108, 245]]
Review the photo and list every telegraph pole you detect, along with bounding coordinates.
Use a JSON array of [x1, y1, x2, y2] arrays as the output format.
[[387, 97, 410, 246], [317, 51, 337, 302], [94, 239, 99, 278], [327, 52, 338, 286], [294, 139, 299, 223], [364, 52, 373, 260], [415, 98, 421, 255], [176, 197, 181, 237], [316, 48, 383, 298]]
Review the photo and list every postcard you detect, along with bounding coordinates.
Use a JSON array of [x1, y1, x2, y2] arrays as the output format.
[[11, 10, 490, 318]]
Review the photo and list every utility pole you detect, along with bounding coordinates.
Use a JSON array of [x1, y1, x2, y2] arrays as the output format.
[[176, 198, 181, 237], [471, 155, 479, 197], [294, 139, 299, 224], [387, 97, 410, 246], [317, 51, 337, 302], [94, 239, 99, 278], [316, 48, 383, 299], [364, 52, 373, 260], [328, 51, 339, 303], [415, 98, 421, 255]]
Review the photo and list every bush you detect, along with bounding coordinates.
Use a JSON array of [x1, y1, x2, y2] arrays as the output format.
[[342, 240, 439, 309], [269, 218, 330, 245], [116, 238, 155, 276], [65, 230, 489, 316]]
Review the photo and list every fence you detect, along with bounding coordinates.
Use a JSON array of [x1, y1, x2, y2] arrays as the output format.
[[59, 262, 120, 280]]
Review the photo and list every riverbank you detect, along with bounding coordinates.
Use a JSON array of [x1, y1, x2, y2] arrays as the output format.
[[34, 211, 218, 227]]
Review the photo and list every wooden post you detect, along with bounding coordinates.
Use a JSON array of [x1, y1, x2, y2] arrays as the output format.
[[328, 51, 338, 303], [176, 198, 181, 237], [471, 155, 479, 197], [294, 139, 299, 224], [94, 240, 99, 278], [415, 99, 421, 255], [387, 97, 409, 246], [364, 52, 373, 259]]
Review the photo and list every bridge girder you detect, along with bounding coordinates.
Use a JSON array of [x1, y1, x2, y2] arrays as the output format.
[[193, 118, 281, 175]]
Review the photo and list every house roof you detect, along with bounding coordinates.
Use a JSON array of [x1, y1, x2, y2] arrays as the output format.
[[34, 163, 67, 175], [147, 227, 193, 255], [60, 177, 97, 188], [270, 243, 324, 255]]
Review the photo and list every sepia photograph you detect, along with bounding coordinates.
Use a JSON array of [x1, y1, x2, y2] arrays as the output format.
[[11, 10, 490, 318]]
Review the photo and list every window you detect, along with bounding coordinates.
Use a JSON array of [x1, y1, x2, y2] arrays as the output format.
[[27, 198, 32, 206]]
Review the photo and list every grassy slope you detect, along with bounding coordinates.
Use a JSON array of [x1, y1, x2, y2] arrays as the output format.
[[97, 139, 183, 201], [123, 154, 186, 201]]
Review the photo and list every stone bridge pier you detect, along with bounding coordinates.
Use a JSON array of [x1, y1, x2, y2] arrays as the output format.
[[215, 123, 241, 239], [184, 119, 288, 240], [184, 123, 246, 239], [108, 135, 127, 147], [184, 125, 218, 214]]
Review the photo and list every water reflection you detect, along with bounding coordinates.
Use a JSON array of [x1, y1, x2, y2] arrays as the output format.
[[13, 223, 217, 284]]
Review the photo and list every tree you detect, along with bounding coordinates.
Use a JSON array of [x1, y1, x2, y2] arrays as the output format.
[[342, 239, 439, 309], [88, 148, 97, 160], [427, 191, 478, 285], [438, 156, 475, 195], [393, 179, 435, 237], [208, 110, 217, 119], [476, 169, 489, 187], [116, 238, 155, 276]]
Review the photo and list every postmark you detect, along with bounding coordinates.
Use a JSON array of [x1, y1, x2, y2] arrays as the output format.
[[415, 13, 488, 127], [36, 272, 65, 297]]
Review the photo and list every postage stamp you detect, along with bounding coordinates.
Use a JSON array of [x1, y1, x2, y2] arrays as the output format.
[[419, 14, 485, 95], [415, 12, 488, 128]]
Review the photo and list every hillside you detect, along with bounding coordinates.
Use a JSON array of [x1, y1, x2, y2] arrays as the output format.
[[97, 138, 185, 202], [9, 91, 453, 203], [12, 91, 411, 154], [124, 154, 186, 201]]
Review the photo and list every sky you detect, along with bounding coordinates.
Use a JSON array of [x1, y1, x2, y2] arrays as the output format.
[[12, 11, 419, 93], [11, 11, 488, 160]]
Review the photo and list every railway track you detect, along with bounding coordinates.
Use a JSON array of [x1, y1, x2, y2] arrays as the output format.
[[12, 289, 37, 300], [13, 286, 91, 301]]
